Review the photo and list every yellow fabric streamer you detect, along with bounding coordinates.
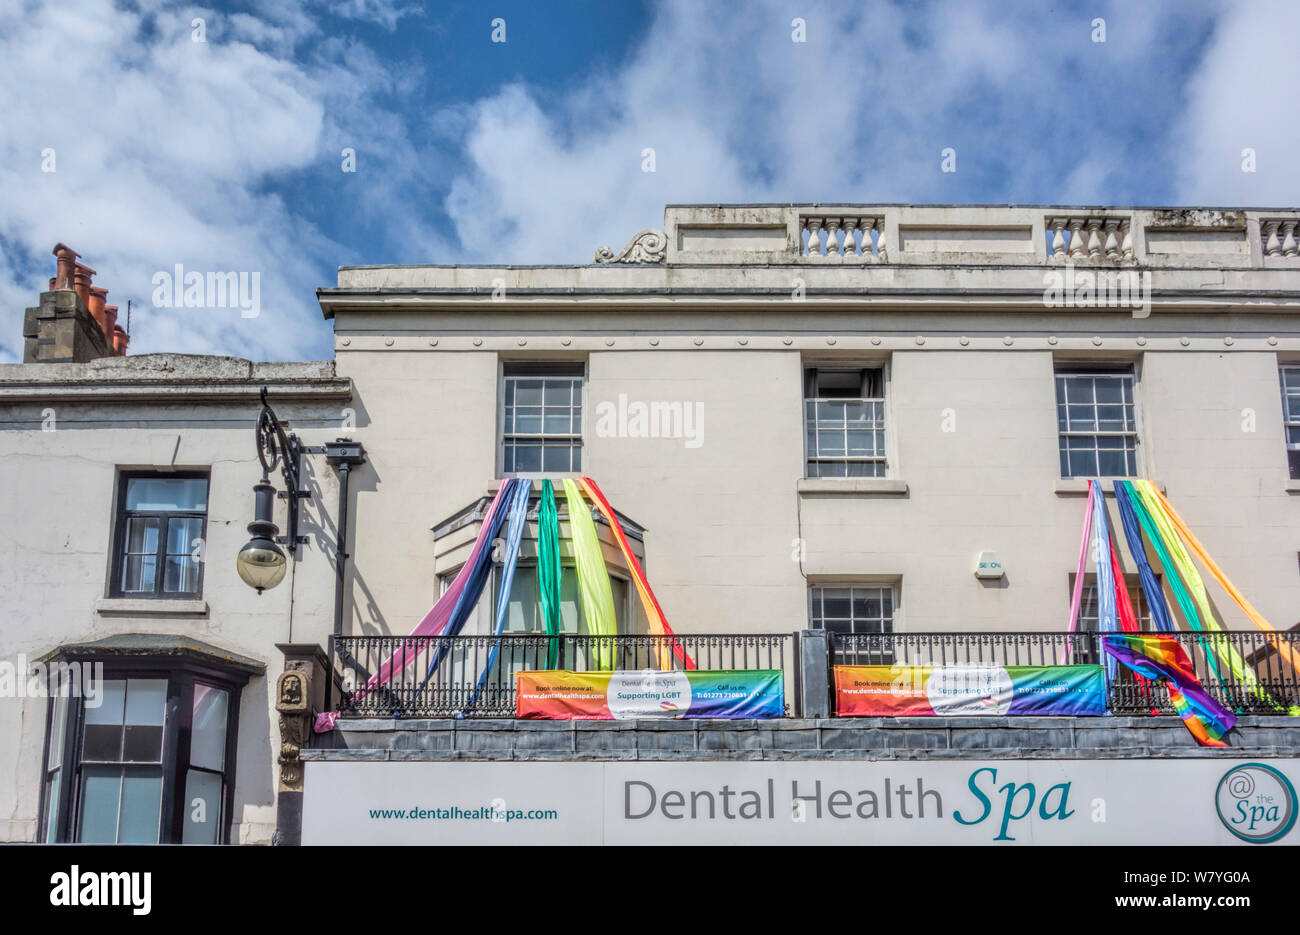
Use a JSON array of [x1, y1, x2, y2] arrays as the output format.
[[1135, 481, 1265, 695], [1146, 483, 1300, 681], [561, 478, 617, 670]]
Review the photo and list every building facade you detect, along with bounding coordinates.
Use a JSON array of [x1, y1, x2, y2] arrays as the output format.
[[3, 204, 1299, 845]]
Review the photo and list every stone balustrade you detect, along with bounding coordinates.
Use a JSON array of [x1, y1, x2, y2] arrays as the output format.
[[1262, 218, 1300, 257], [1045, 215, 1134, 263], [801, 213, 887, 260]]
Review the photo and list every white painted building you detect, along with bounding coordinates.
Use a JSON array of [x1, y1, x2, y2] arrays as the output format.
[[3, 204, 1298, 844]]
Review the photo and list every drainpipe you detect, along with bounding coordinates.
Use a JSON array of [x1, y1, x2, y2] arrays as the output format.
[[324, 439, 367, 711]]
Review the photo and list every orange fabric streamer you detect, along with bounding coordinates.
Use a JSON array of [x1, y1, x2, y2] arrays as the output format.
[[578, 477, 695, 670], [1150, 487, 1300, 678]]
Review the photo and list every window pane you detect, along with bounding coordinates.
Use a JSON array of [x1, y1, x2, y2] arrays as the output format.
[[123, 679, 166, 762], [182, 769, 223, 845], [125, 476, 208, 511], [47, 693, 68, 769], [191, 685, 229, 771], [43, 770, 61, 843], [542, 380, 572, 405], [511, 443, 541, 473], [78, 766, 121, 843], [121, 555, 159, 594], [542, 410, 574, 434], [513, 379, 543, 406], [513, 407, 542, 434], [83, 680, 126, 761], [166, 516, 203, 556], [118, 770, 163, 844], [164, 555, 201, 594]]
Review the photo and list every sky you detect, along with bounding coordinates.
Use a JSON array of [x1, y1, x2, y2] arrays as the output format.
[[1, 0, 1297, 363]]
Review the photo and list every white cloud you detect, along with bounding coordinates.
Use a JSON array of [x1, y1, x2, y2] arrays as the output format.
[[1172, 0, 1300, 205], [441, 0, 1248, 264], [0, 0, 440, 363], [2, 0, 1294, 365]]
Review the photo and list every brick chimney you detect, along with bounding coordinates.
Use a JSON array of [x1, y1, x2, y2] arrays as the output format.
[[23, 244, 129, 362]]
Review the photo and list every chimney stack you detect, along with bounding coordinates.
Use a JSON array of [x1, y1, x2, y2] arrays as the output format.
[[23, 244, 129, 362]]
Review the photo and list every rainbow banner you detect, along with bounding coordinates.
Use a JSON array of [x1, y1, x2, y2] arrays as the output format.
[[516, 669, 783, 720], [834, 664, 1107, 717], [1102, 633, 1236, 746]]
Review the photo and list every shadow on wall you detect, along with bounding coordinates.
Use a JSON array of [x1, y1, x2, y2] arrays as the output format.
[[296, 428, 388, 641]]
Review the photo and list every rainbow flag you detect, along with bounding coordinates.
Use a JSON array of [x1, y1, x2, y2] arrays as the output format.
[[1102, 634, 1236, 746]]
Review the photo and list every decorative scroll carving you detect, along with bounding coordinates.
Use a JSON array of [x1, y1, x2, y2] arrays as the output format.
[[593, 228, 667, 264]]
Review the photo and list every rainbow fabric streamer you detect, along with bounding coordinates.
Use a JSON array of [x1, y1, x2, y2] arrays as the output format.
[[357, 482, 511, 702], [517, 669, 782, 719], [1148, 485, 1300, 683], [579, 477, 694, 670], [1112, 482, 1175, 631], [1102, 634, 1236, 746], [562, 478, 617, 669]]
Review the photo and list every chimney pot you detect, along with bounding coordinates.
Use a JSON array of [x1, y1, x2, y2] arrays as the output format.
[[72, 262, 96, 306], [52, 243, 80, 291], [88, 287, 109, 333], [112, 324, 129, 356], [103, 303, 118, 340]]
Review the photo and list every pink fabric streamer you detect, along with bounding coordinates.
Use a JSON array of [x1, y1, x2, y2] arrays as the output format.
[[345, 484, 510, 707], [1062, 479, 1096, 663]]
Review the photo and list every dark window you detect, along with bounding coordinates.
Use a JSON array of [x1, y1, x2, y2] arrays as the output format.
[[804, 367, 887, 478], [39, 662, 243, 845], [1073, 576, 1154, 663], [501, 363, 584, 474], [111, 473, 208, 598], [1055, 369, 1138, 478], [810, 584, 895, 664]]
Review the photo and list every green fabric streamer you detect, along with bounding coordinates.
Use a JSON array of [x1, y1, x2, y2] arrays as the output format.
[[1119, 481, 1221, 681], [562, 478, 617, 670], [537, 480, 563, 669]]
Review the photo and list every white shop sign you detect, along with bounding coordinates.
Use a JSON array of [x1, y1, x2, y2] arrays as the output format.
[[301, 758, 1298, 846]]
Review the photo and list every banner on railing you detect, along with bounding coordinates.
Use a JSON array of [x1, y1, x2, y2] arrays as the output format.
[[517, 669, 784, 720], [834, 664, 1107, 717]]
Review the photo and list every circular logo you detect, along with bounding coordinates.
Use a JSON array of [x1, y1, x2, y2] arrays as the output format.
[[1215, 763, 1297, 844], [607, 670, 692, 719], [926, 665, 1014, 716]]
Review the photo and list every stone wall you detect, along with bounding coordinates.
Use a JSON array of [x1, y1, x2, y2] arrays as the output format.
[[303, 716, 1300, 762]]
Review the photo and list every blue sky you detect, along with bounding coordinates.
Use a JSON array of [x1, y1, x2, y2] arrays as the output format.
[[1, 0, 1297, 363]]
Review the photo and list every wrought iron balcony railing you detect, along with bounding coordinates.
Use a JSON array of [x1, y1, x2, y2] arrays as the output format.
[[332, 632, 798, 719], [329, 629, 1299, 720], [830, 630, 1300, 716]]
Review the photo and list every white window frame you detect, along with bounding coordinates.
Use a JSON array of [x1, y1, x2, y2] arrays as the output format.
[[1280, 365, 1300, 480], [801, 362, 891, 479], [497, 361, 586, 478], [1055, 366, 1141, 478]]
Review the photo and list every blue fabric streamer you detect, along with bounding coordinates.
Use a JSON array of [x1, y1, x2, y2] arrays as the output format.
[[420, 478, 518, 686], [462, 477, 532, 711], [1114, 481, 1176, 632], [1090, 480, 1119, 681]]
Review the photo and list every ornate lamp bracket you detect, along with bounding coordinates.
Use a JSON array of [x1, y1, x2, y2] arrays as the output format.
[[255, 386, 324, 547]]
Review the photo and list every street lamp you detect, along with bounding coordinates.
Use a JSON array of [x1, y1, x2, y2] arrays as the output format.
[[238, 388, 321, 594], [236, 480, 287, 592]]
